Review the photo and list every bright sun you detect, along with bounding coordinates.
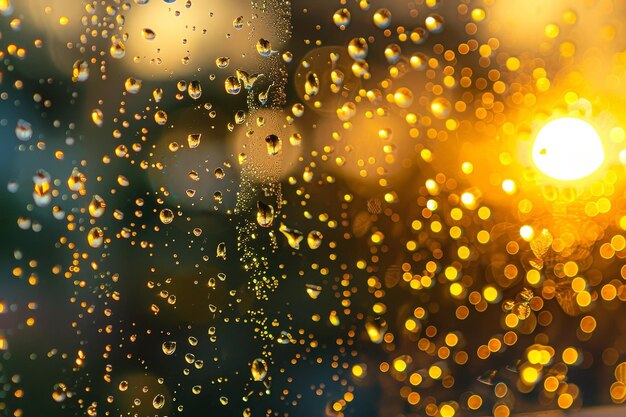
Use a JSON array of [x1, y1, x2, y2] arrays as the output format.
[[532, 117, 605, 181]]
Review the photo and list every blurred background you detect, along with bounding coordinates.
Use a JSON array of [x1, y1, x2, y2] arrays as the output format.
[[2, 1, 626, 417]]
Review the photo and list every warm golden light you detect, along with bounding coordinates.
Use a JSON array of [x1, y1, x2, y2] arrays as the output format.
[[532, 117, 605, 181]]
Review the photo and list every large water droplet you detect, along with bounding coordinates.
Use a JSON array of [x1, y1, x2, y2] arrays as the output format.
[[348, 37, 368, 60], [124, 77, 142, 94], [89, 195, 106, 218], [159, 208, 174, 224], [15, 119, 33, 141], [187, 133, 201, 148], [373, 8, 392, 29], [141, 28, 156, 40], [307, 230, 323, 249], [251, 358, 268, 381], [304, 72, 320, 96], [256, 38, 272, 56], [225, 76, 241, 95], [162, 341, 176, 355], [87, 227, 104, 248], [256, 201, 275, 227], [333, 8, 351, 28], [152, 394, 165, 409], [265, 134, 282, 155], [72, 60, 89, 82]]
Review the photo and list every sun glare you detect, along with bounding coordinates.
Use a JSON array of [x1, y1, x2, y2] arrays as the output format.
[[532, 117, 605, 181]]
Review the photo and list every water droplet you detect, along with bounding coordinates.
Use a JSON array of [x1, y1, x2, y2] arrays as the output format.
[[410, 27, 428, 44], [152, 394, 165, 409], [216, 56, 230, 68], [256, 38, 272, 56], [0, 0, 13, 16], [277, 330, 293, 344], [153, 88, 163, 102], [89, 195, 106, 218], [365, 318, 387, 344], [279, 223, 303, 249], [351, 60, 370, 78], [373, 8, 392, 29], [52, 206, 65, 220], [187, 133, 201, 148], [235, 110, 246, 124], [15, 119, 33, 141], [289, 133, 302, 146], [124, 77, 142, 94], [258, 85, 271, 105], [337, 102, 357, 121], [393, 87, 414, 108], [304, 71, 320, 96], [251, 358, 268, 381], [141, 28, 156, 40], [333, 8, 351, 28], [52, 383, 67, 402], [162, 341, 176, 355], [236, 69, 262, 90], [110, 40, 126, 59], [217, 242, 227, 259], [225, 76, 241, 95], [430, 97, 451, 118], [331, 69, 344, 85], [233, 16, 244, 29], [292, 103, 305, 117], [307, 230, 323, 249], [410, 52, 428, 70], [67, 168, 86, 192], [159, 208, 174, 224], [265, 134, 282, 155], [188, 80, 202, 99], [72, 60, 89, 82], [154, 110, 168, 125], [256, 201, 275, 227], [32, 170, 51, 207], [87, 227, 104, 248], [91, 109, 104, 127], [188, 170, 200, 181], [306, 284, 322, 299], [425, 14, 444, 33], [348, 37, 368, 60], [384, 44, 401, 64]]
